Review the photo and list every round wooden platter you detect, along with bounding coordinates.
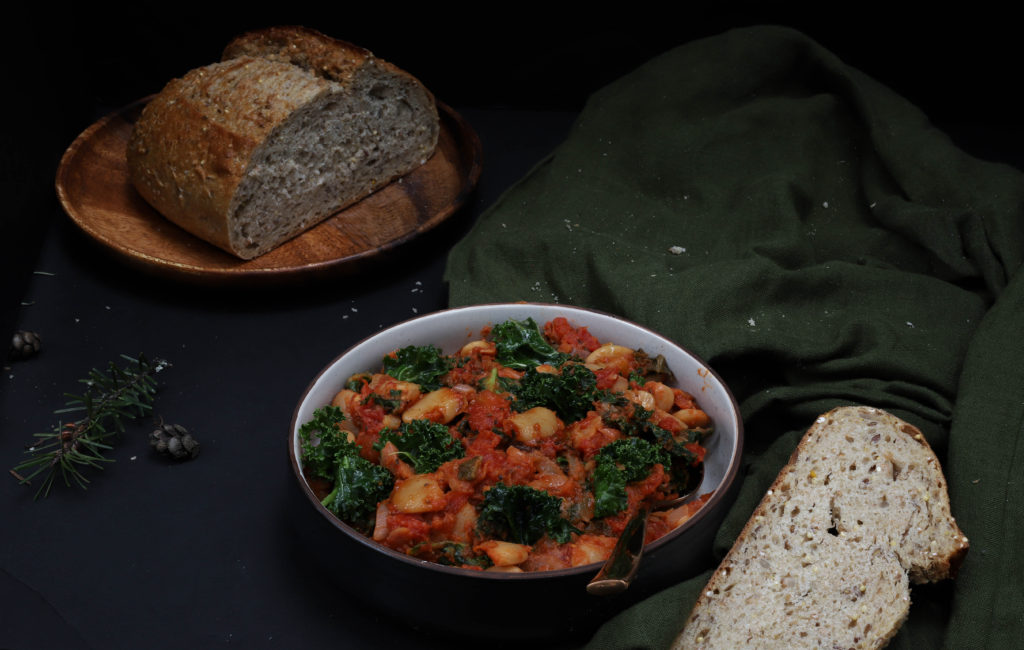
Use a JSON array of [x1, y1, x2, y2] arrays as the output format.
[[56, 99, 482, 285]]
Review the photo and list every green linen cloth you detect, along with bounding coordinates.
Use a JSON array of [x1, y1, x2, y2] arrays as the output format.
[[444, 25, 1024, 649]]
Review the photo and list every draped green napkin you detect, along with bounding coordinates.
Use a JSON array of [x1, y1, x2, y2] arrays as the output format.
[[444, 25, 1024, 649]]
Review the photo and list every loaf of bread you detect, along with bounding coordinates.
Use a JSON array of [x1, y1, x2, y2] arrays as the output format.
[[127, 26, 440, 260], [674, 406, 969, 649]]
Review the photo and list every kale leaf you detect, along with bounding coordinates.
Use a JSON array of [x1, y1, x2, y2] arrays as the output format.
[[603, 405, 709, 495], [366, 389, 403, 412], [510, 363, 600, 422], [381, 345, 452, 390], [374, 419, 465, 474], [299, 405, 394, 533], [298, 405, 359, 480], [489, 317, 570, 370], [592, 437, 671, 518], [605, 406, 702, 464], [410, 541, 492, 569], [344, 373, 371, 392], [631, 350, 675, 384], [322, 455, 394, 532], [477, 482, 580, 545]]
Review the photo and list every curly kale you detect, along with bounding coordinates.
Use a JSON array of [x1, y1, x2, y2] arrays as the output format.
[[489, 317, 571, 370], [321, 455, 394, 532], [477, 482, 580, 545], [299, 405, 394, 533], [373, 419, 465, 474], [606, 405, 705, 460], [591, 437, 671, 518], [381, 345, 452, 390], [298, 405, 360, 480], [602, 405, 706, 490], [510, 363, 602, 422], [410, 541, 492, 569]]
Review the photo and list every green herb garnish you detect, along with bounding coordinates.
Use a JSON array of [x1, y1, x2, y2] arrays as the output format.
[[11, 354, 170, 499]]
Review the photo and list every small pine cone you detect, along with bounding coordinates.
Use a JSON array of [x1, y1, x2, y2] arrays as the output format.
[[9, 330, 42, 361], [150, 423, 200, 460]]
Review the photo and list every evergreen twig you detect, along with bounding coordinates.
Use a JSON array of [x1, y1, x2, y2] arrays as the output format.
[[11, 354, 170, 498]]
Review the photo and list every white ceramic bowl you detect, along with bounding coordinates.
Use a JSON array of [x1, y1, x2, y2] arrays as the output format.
[[288, 303, 743, 641]]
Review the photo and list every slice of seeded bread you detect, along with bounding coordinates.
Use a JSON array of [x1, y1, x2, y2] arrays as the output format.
[[673, 405, 969, 649]]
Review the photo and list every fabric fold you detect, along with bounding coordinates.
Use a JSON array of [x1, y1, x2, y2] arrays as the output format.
[[444, 24, 1024, 648]]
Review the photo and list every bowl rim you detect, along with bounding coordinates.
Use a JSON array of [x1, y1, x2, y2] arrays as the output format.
[[289, 301, 744, 581]]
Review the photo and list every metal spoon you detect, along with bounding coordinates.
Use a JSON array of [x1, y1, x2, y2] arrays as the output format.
[[586, 462, 705, 595]]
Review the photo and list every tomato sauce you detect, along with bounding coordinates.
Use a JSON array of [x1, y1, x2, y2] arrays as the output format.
[[543, 316, 602, 357]]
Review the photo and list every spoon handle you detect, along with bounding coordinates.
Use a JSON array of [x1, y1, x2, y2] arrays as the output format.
[[586, 504, 652, 596]]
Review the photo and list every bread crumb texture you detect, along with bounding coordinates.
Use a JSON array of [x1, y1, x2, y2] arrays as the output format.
[[674, 406, 968, 649]]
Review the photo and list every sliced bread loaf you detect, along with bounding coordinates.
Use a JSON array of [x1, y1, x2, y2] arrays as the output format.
[[127, 27, 439, 260], [673, 405, 969, 649]]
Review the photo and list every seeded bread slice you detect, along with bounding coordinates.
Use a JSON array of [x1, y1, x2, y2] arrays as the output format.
[[673, 406, 969, 649], [127, 27, 439, 260]]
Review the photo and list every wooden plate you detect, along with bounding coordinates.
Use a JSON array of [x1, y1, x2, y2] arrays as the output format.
[[56, 99, 482, 285]]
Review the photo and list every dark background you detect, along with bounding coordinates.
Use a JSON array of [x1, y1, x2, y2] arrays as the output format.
[[5, 7, 1023, 336], [2, 6, 1021, 649]]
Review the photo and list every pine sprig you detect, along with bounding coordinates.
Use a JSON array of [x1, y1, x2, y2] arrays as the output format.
[[11, 354, 170, 498]]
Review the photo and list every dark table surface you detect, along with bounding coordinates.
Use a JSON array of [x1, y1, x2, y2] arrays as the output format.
[[0, 104, 583, 650], [3, 9, 1023, 650]]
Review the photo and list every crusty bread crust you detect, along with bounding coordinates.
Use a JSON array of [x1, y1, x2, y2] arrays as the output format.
[[222, 25, 371, 83], [127, 26, 440, 260], [674, 406, 969, 649]]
